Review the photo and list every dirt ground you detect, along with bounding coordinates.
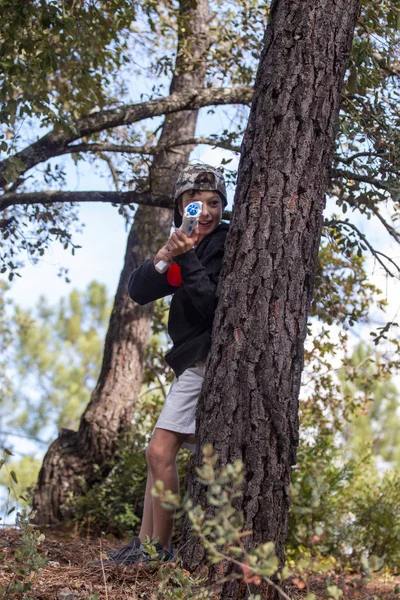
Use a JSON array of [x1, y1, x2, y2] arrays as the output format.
[[1, 528, 399, 599]]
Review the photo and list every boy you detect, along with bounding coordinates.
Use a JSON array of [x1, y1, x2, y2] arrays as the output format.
[[104, 164, 228, 566]]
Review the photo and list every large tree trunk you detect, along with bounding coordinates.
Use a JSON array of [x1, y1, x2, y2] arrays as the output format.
[[33, 0, 210, 525], [181, 0, 360, 597]]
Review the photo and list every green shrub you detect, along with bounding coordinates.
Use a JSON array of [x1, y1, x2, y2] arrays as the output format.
[[63, 430, 149, 536], [288, 434, 400, 572], [347, 470, 400, 572], [0, 451, 47, 599], [64, 389, 190, 536]]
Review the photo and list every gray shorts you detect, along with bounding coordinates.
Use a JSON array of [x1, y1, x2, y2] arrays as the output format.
[[154, 362, 205, 452]]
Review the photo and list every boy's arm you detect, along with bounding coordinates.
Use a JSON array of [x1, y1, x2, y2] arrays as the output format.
[[174, 241, 224, 319], [128, 258, 175, 305]]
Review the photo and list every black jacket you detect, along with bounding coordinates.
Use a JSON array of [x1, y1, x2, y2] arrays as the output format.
[[128, 222, 229, 376]]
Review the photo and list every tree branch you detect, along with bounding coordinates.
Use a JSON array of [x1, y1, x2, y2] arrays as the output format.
[[369, 204, 400, 243], [97, 153, 120, 191], [343, 194, 400, 244], [0, 188, 233, 220], [0, 190, 173, 213], [0, 86, 252, 189], [334, 150, 390, 165], [66, 136, 242, 156], [327, 218, 400, 277], [66, 142, 158, 155], [331, 167, 399, 192]]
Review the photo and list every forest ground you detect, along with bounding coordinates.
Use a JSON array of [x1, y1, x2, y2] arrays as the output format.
[[1, 528, 399, 600]]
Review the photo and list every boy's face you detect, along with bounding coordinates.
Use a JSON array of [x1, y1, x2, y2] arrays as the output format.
[[179, 190, 223, 241]]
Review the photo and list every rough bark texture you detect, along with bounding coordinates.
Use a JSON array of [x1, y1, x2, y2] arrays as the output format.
[[181, 0, 360, 597], [32, 0, 210, 525]]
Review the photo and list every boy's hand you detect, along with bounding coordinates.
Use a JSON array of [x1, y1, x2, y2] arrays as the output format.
[[153, 228, 199, 270], [167, 228, 200, 257], [153, 244, 174, 269]]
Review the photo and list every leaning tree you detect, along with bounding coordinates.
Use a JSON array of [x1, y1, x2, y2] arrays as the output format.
[[30, 0, 218, 524], [181, 0, 363, 597]]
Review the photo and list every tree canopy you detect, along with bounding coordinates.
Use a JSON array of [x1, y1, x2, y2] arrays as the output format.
[[0, 0, 399, 286]]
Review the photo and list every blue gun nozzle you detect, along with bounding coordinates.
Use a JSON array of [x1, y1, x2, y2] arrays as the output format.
[[187, 203, 201, 216]]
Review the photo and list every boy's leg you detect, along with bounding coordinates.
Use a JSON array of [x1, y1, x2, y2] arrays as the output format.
[[138, 471, 154, 542], [145, 428, 189, 549]]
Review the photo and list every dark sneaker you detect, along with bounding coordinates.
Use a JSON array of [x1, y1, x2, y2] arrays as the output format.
[[89, 536, 143, 567]]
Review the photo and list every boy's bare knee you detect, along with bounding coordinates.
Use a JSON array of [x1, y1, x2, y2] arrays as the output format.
[[146, 441, 174, 471]]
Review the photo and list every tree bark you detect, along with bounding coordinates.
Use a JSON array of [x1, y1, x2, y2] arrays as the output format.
[[32, 0, 210, 525], [181, 0, 360, 598]]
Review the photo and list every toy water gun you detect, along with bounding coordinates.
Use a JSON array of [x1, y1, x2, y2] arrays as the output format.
[[155, 201, 203, 274]]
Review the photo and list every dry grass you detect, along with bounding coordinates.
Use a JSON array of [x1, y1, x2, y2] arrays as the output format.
[[1, 528, 399, 599]]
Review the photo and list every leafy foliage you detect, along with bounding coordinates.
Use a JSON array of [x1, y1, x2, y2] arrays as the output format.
[[349, 470, 400, 571], [288, 337, 400, 573], [340, 342, 400, 466], [0, 0, 398, 283], [2, 281, 111, 440], [311, 237, 386, 327], [289, 442, 400, 573], [0, 281, 12, 401], [0, 0, 138, 132], [0, 450, 47, 598], [62, 430, 148, 536], [0, 286, 176, 534], [0, 455, 41, 508], [153, 445, 282, 598]]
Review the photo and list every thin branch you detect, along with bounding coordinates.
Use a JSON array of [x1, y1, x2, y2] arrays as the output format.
[[63, 136, 242, 157], [138, 385, 165, 401], [334, 150, 390, 165], [0, 190, 173, 213], [168, 135, 241, 153], [97, 153, 120, 191], [370, 205, 400, 243], [0, 86, 253, 189], [341, 195, 400, 244], [190, 534, 293, 600], [66, 142, 158, 155], [0, 189, 233, 220], [327, 218, 400, 277], [144, 361, 168, 400], [332, 167, 399, 192]]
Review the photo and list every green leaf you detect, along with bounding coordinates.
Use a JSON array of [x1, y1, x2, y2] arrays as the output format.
[[327, 585, 343, 600]]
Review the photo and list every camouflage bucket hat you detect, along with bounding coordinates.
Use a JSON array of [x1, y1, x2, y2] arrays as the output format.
[[174, 164, 227, 227]]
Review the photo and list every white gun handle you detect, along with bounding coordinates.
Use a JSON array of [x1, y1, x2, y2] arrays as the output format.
[[154, 201, 202, 274], [155, 259, 170, 274]]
